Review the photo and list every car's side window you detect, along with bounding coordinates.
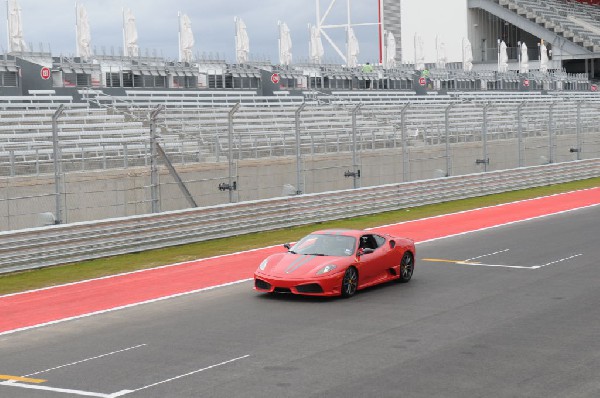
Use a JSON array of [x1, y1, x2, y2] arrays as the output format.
[[373, 234, 386, 248], [360, 235, 379, 250]]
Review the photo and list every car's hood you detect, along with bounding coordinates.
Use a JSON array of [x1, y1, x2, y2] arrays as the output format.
[[261, 253, 347, 278]]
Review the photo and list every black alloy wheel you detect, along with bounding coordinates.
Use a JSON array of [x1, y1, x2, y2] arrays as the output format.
[[341, 267, 358, 298], [398, 252, 414, 283]]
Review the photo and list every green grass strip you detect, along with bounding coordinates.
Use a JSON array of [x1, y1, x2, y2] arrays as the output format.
[[1, 177, 599, 296]]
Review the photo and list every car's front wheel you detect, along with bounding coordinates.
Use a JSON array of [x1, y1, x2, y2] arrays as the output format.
[[398, 252, 414, 283], [341, 267, 358, 298]]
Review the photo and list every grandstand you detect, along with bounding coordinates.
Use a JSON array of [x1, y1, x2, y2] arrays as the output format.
[[469, 0, 600, 77], [0, 88, 598, 178]]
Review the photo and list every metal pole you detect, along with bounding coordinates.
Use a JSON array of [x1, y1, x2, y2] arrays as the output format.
[[295, 102, 307, 194], [483, 102, 490, 172], [517, 101, 525, 167], [52, 104, 65, 224], [351, 104, 363, 189], [228, 103, 241, 203], [548, 102, 556, 163], [400, 103, 410, 181], [444, 102, 456, 177], [576, 101, 582, 161], [149, 105, 164, 213]]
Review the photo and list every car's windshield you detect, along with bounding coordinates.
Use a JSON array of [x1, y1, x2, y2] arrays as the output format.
[[290, 234, 356, 257]]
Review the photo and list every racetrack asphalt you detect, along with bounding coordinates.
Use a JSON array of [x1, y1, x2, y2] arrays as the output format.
[[0, 192, 598, 397]]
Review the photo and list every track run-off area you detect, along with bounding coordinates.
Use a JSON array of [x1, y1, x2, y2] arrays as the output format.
[[1, 187, 599, 336], [0, 187, 599, 397]]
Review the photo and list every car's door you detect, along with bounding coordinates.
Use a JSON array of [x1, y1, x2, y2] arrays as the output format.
[[357, 234, 384, 284]]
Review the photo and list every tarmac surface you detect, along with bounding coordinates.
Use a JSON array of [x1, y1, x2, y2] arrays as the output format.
[[0, 201, 598, 397]]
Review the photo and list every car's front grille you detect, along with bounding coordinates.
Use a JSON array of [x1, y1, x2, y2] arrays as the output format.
[[255, 279, 271, 290], [273, 287, 292, 293], [295, 283, 324, 294]]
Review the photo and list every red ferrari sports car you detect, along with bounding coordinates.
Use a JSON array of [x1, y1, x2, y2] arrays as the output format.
[[254, 229, 415, 298]]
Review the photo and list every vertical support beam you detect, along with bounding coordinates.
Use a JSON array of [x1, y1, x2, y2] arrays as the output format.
[[52, 104, 65, 224], [351, 103, 362, 189], [295, 102, 307, 195], [548, 102, 556, 164], [517, 101, 525, 168], [444, 102, 456, 177], [400, 103, 411, 181], [149, 105, 163, 213], [576, 101, 582, 161], [482, 102, 490, 172], [228, 103, 241, 203]]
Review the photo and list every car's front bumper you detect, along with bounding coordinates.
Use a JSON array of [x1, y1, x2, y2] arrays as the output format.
[[253, 271, 344, 296]]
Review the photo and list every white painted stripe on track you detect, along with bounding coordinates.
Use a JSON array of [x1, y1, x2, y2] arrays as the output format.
[[416, 203, 600, 245], [24, 344, 147, 377], [374, 186, 600, 230], [124, 354, 250, 395], [0, 381, 131, 397], [0, 279, 251, 337], [0, 246, 277, 299], [466, 249, 510, 262]]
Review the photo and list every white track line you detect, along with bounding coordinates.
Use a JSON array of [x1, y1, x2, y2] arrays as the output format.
[[0, 279, 251, 337], [466, 249, 510, 262], [417, 203, 599, 245], [24, 344, 147, 377], [0, 381, 131, 398], [123, 354, 250, 395], [537, 253, 583, 268], [0, 354, 250, 397]]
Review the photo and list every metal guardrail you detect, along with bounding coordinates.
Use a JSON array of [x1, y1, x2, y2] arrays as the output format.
[[0, 159, 598, 274]]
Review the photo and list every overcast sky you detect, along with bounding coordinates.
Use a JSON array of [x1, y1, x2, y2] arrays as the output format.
[[2, 0, 466, 64]]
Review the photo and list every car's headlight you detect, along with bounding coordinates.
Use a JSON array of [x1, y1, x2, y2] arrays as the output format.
[[259, 259, 269, 271], [316, 264, 337, 275]]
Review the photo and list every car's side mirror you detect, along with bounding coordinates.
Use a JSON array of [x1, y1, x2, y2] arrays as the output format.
[[283, 243, 291, 250]]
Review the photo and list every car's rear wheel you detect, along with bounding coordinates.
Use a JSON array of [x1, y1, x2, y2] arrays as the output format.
[[398, 252, 414, 283], [341, 267, 358, 298]]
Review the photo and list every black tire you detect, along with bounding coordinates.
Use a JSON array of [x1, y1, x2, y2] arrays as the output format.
[[341, 267, 358, 298], [398, 252, 414, 283]]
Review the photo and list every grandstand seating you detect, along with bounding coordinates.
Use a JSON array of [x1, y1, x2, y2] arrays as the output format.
[[1, 89, 599, 177], [498, 0, 600, 52]]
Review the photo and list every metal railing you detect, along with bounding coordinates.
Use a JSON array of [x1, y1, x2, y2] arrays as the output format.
[[0, 159, 597, 274]]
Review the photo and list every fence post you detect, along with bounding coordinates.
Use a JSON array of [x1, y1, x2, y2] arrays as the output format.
[[400, 103, 411, 182], [351, 104, 363, 189], [149, 105, 164, 213], [295, 102, 307, 194], [228, 103, 241, 203], [52, 104, 65, 224], [548, 101, 556, 164], [517, 101, 525, 167], [444, 102, 456, 177], [482, 102, 490, 172], [576, 101, 582, 161]]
